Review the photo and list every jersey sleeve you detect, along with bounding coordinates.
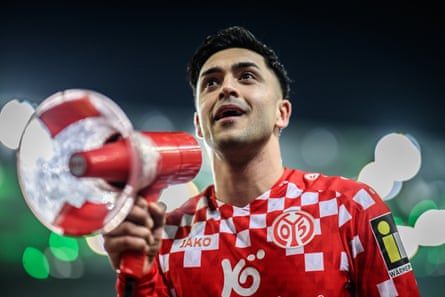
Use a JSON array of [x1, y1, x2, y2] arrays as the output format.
[[116, 257, 171, 297], [342, 185, 421, 297]]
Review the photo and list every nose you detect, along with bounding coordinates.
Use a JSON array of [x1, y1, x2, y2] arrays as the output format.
[[218, 78, 238, 100]]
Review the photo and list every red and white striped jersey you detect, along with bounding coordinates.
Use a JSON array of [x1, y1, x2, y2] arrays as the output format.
[[117, 168, 421, 297]]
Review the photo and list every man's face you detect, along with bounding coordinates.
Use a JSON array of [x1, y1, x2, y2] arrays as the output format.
[[194, 48, 289, 155]]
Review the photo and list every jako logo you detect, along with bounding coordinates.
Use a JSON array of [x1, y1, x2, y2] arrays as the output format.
[[179, 237, 212, 248], [271, 210, 316, 248]]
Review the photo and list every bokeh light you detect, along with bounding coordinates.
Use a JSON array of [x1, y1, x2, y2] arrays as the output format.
[[358, 132, 422, 200], [85, 234, 107, 256], [22, 247, 50, 279], [48, 232, 79, 262], [358, 161, 394, 198], [300, 128, 339, 168], [415, 209, 445, 246], [385, 180, 403, 200], [397, 225, 419, 258], [408, 199, 438, 226], [158, 182, 200, 212], [374, 133, 421, 181], [0, 99, 35, 150], [137, 110, 175, 131], [46, 247, 85, 279]]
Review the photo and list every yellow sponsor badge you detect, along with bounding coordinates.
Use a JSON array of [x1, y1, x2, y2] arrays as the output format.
[[371, 213, 412, 277]]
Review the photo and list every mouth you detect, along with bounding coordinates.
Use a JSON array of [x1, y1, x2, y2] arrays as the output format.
[[213, 104, 246, 122]]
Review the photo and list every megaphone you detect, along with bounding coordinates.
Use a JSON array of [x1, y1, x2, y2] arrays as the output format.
[[16, 89, 202, 278]]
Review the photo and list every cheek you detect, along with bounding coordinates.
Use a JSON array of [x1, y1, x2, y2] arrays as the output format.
[[196, 98, 214, 121], [255, 103, 281, 130]]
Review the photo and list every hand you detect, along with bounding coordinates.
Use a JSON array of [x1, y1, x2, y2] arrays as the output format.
[[103, 197, 166, 274]]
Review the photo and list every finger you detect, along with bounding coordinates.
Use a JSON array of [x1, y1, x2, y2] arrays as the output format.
[[147, 201, 166, 230], [104, 220, 150, 239], [134, 196, 148, 209], [157, 201, 167, 211], [125, 200, 151, 226], [139, 202, 164, 246], [103, 234, 148, 255]]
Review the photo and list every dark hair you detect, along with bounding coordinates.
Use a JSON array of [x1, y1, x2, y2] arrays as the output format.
[[187, 26, 291, 99]]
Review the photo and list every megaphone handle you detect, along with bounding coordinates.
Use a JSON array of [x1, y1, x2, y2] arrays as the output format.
[[119, 184, 165, 279], [119, 251, 147, 279]]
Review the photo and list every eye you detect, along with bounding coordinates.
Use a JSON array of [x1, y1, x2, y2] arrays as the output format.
[[206, 77, 219, 87], [239, 72, 255, 81], [201, 76, 220, 90]]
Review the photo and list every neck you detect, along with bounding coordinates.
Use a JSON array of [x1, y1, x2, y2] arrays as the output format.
[[210, 138, 284, 207]]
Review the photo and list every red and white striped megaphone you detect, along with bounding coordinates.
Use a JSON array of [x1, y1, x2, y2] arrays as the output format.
[[17, 89, 202, 278]]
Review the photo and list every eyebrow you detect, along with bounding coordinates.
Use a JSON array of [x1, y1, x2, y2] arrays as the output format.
[[200, 61, 260, 79]]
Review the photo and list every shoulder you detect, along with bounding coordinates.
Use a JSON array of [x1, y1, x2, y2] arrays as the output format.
[[285, 167, 369, 193], [286, 167, 385, 209]]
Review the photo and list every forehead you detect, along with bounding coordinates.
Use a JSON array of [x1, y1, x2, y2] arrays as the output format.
[[200, 48, 267, 74]]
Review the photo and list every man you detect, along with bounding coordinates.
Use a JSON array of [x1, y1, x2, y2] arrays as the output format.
[[103, 26, 421, 297]]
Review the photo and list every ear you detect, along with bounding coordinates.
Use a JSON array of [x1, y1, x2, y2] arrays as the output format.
[[194, 112, 204, 138], [276, 99, 292, 129]]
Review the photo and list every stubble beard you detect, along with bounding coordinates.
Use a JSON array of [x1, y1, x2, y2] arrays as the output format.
[[211, 122, 270, 163]]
